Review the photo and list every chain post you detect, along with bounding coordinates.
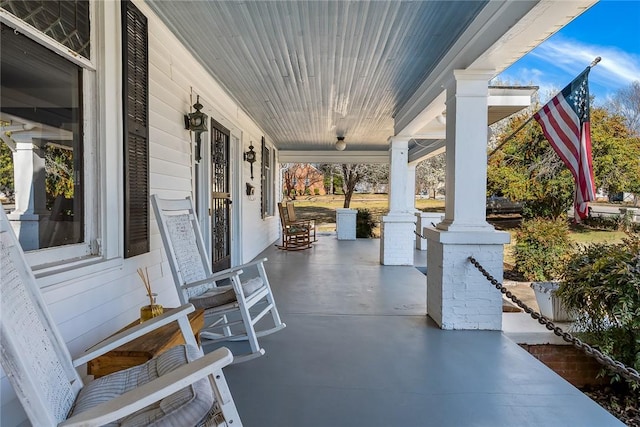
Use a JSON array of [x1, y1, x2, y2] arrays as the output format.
[[468, 256, 640, 385]]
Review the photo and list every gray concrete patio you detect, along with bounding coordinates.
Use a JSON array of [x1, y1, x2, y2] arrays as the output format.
[[212, 234, 622, 426]]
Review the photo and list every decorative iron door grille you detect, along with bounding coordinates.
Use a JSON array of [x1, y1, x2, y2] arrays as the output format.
[[210, 120, 231, 272]]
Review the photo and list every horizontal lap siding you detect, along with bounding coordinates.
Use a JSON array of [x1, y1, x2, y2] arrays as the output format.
[[2, 1, 279, 425]]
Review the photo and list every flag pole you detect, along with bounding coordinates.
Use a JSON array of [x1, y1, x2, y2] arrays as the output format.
[[487, 113, 536, 158], [487, 57, 601, 159]]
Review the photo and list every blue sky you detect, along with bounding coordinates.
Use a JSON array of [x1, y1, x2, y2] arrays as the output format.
[[497, 0, 640, 105]]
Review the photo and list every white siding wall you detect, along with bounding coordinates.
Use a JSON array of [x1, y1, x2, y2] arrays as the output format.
[[1, 1, 279, 424]]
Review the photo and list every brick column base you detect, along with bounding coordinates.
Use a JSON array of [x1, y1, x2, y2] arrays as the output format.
[[425, 228, 509, 330], [380, 214, 416, 265]]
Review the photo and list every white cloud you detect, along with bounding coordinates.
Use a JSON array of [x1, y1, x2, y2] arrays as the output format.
[[497, 36, 640, 103], [530, 37, 640, 88]]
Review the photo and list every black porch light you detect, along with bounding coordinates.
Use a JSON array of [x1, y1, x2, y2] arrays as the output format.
[[244, 143, 257, 180], [184, 95, 208, 162]]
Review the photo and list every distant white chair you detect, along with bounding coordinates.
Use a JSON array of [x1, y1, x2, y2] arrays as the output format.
[[0, 204, 242, 427], [151, 195, 286, 363]]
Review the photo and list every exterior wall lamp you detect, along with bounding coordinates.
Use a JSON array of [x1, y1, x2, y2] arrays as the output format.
[[184, 95, 208, 162], [335, 136, 346, 151], [244, 143, 257, 180]]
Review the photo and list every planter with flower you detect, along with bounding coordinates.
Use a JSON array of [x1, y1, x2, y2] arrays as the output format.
[[513, 217, 575, 321]]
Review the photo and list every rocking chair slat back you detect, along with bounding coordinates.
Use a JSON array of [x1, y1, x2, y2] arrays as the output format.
[[1, 209, 82, 426], [164, 213, 211, 301], [152, 195, 286, 363]]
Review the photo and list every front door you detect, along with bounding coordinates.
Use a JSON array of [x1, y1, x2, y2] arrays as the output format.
[[210, 119, 231, 272]]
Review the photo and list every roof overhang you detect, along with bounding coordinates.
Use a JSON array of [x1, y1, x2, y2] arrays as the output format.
[[406, 86, 538, 163], [146, 0, 595, 164]]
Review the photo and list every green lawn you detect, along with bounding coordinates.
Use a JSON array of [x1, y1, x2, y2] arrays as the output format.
[[502, 226, 627, 267], [292, 194, 443, 221], [292, 194, 629, 258], [567, 228, 628, 244], [290, 194, 444, 234]]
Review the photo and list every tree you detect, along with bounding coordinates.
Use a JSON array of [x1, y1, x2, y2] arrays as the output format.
[[318, 164, 337, 194], [341, 164, 363, 208], [0, 138, 14, 198], [281, 163, 325, 199], [45, 146, 75, 208], [339, 163, 389, 207], [488, 105, 640, 217], [488, 109, 575, 219], [590, 108, 640, 198], [607, 81, 640, 136], [415, 153, 445, 198], [281, 163, 297, 199]]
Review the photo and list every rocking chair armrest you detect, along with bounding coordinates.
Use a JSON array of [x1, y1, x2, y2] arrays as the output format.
[[60, 347, 234, 427], [288, 218, 313, 224], [203, 258, 268, 281], [73, 305, 196, 367], [182, 270, 244, 290], [226, 257, 268, 271]]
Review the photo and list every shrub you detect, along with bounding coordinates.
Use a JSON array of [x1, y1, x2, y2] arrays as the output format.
[[583, 211, 639, 232], [356, 208, 376, 238], [556, 234, 640, 383], [582, 214, 621, 231], [314, 188, 320, 195], [513, 217, 572, 281]]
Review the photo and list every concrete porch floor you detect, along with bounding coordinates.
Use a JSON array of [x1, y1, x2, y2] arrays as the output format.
[[212, 234, 622, 426]]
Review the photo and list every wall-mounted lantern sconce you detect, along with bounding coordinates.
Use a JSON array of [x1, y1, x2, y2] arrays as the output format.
[[184, 95, 208, 162], [335, 136, 346, 151], [244, 143, 257, 180]]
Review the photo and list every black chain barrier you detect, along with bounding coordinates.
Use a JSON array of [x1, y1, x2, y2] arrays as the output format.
[[414, 231, 428, 240], [414, 223, 437, 241], [468, 256, 640, 384]]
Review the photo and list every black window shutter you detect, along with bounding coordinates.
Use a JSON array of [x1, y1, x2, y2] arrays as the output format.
[[261, 136, 267, 218], [122, 1, 149, 258]]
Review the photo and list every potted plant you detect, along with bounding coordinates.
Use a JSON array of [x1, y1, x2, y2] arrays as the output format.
[[512, 217, 575, 321], [556, 234, 640, 380]]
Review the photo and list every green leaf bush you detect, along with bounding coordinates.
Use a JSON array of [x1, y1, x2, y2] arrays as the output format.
[[356, 208, 376, 238], [556, 234, 640, 383], [513, 217, 573, 281]]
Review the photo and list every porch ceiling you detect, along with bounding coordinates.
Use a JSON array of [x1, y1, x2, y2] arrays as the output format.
[[147, 0, 595, 159]]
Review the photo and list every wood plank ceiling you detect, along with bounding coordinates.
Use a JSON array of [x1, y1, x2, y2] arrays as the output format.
[[147, 0, 487, 151]]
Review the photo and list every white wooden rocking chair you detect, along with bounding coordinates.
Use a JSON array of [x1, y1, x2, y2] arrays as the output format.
[[151, 195, 286, 363], [0, 205, 242, 426]]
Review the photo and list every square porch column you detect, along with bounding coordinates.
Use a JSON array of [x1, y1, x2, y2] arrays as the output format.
[[426, 70, 509, 330], [380, 137, 416, 265], [7, 138, 47, 250], [415, 212, 444, 250]]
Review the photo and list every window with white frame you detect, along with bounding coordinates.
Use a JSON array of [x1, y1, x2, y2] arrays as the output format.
[[0, 1, 98, 267], [261, 137, 274, 218]]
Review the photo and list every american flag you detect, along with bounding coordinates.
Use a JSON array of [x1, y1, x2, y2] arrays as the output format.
[[533, 68, 596, 220]]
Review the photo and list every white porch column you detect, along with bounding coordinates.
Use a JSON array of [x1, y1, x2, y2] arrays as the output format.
[[425, 70, 509, 330], [7, 138, 46, 250], [406, 163, 417, 212], [380, 137, 416, 265]]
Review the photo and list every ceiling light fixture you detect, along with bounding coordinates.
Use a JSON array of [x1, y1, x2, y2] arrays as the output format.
[[335, 136, 346, 151]]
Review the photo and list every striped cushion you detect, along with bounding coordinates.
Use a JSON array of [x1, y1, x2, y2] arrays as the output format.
[[190, 277, 263, 309], [71, 345, 213, 427]]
